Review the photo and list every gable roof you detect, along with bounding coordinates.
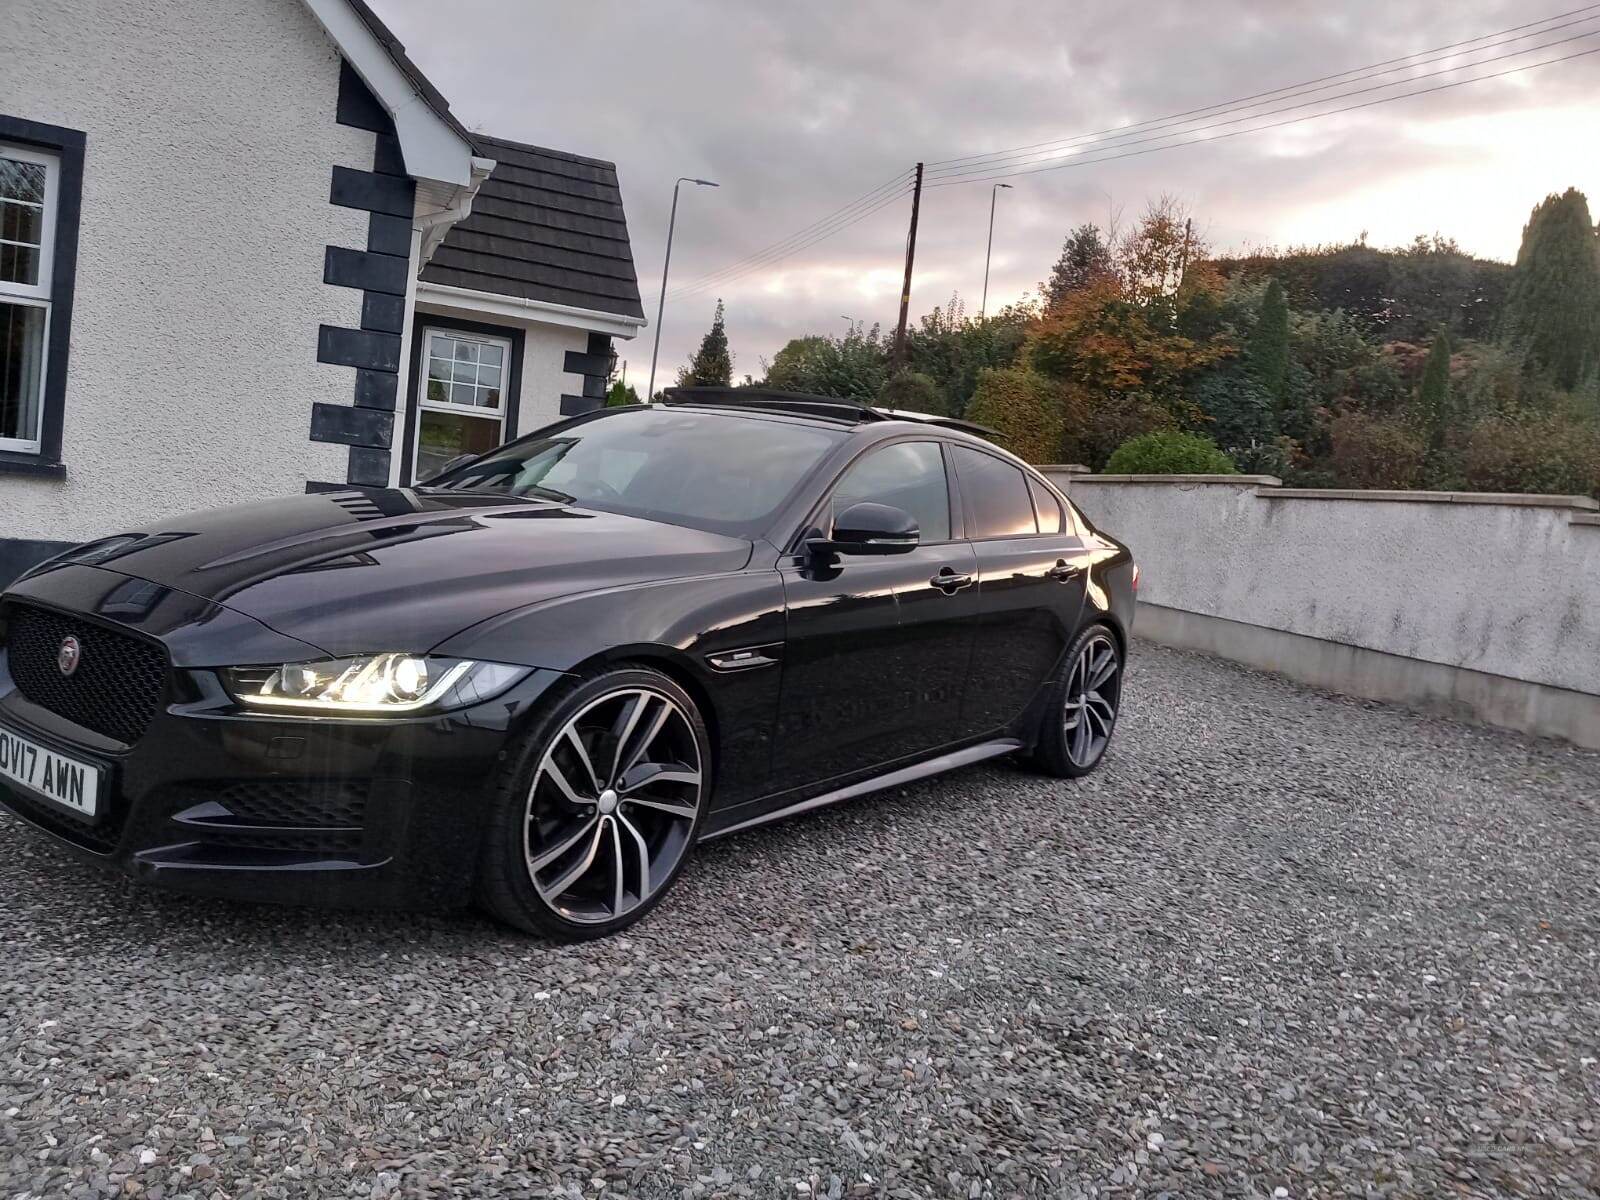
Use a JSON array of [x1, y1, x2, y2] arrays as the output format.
[[421, 135, 646, 322], [340, 0, 471, 143], [301, 0, 477, 186]]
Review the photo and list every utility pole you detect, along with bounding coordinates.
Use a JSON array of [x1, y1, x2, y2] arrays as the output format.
[[890, 162, 924, 372], [1177, 217, 1193, 287]]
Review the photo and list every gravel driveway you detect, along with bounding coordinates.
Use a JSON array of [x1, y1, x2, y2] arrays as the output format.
[[2, 641, 1598, 1199]]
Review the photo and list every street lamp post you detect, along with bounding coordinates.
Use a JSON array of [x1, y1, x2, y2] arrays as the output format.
[[647, 176, 719, 403], [980, 182, 1012, 320]]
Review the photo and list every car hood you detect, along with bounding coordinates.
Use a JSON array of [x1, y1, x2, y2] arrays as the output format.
[[34, 489, 754, 658]]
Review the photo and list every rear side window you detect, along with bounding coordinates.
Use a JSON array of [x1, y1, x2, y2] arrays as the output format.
[[1029, 476, 1064, 535], [951, 445, 1036, 539], [831, 441, 951, 542]]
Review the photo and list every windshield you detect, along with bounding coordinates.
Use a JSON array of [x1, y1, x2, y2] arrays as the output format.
[[421, 407, 846, 538]]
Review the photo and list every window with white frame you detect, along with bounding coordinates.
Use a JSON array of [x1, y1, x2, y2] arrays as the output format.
[[0, 143, 58, 456], [414, 328, 513, 481]]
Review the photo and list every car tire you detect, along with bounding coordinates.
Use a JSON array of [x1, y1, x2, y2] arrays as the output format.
[[476, 664, 711, 941], [1030, 624, 1124, 779]]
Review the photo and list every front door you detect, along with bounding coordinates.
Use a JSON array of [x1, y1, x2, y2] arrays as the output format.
[[772, 440, 979, 788]]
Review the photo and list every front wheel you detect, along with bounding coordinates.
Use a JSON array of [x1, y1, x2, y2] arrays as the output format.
[[1031, 624, 1124, 778], [477, 666, 709, 940]]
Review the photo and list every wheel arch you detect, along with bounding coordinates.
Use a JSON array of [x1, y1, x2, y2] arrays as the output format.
[[565, 643, 723, 786]]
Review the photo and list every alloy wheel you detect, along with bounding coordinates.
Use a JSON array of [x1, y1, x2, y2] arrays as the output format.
[[523, 687, 703, 925], [1062, 633, 1120, 768]]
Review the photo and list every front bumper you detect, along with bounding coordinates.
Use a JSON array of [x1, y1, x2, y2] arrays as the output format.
[[0, 651, 565, 911]]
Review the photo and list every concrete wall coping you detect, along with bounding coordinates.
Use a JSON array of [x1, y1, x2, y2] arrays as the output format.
[[1571, 512, 1600, 527], [1257, 487, 1599, 511], [1069, 473, 1284, 486], [1035, 463, 1093, 474]]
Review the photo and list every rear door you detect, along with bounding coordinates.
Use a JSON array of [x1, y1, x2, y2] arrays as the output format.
[[948, 444, 1090, 735], [773, 439, 979, 787]]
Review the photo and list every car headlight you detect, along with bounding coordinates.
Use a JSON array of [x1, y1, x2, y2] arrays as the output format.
[[223, 653, 528, 714]]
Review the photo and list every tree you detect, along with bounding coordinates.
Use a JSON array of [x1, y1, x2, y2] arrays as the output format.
[[676, 299, 733, 388], [605, 380, 640, 407], [903, 297, 1035, 415], [1116, 196, 1196, 310], [878, 371, 943, 412], [762, 326, 888, 401], [1041, 224, 1113, 309], [1416, 328, 1453, 452], [1028, 276, 1226, 426], [1499, 188, 1600, 390], [1327, 412, 1426, 489], [1247, 278, 1290, 414], [964, 368, 1064, 463]]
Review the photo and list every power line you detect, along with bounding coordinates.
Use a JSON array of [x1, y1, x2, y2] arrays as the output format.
[[925, 42, 1600, 190], [667, 184, 915, 300], [656, 4, 1600, 304], [926, 22, 1600, 182], [667, 169, 913, 297], [927, 3, 1600, 171]]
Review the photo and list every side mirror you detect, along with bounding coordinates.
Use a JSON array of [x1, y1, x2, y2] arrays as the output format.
[[808, 502, 919, 557]]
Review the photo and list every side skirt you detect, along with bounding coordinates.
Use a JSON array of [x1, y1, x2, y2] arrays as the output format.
[[699, 737, 1023, 842]]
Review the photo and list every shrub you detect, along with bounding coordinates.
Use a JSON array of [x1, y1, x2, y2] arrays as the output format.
[[1103, 430, 1237, 475], [1058, 388, 1174, 471], [877, 371, 943, 413], [1462, 415, 1600, 496], [1326, 412, 1426, 488], [964, 368, 1063, 463]]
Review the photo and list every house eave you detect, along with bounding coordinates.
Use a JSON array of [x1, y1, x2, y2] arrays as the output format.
[[415, 281, 647, 340], [299, 0, 476, 187]]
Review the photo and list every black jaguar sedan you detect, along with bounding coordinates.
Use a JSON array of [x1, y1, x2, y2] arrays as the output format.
[[0, 394, 1135, 939]]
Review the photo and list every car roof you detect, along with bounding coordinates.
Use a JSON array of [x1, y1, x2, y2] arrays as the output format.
[[658, 387, 1003, 440]]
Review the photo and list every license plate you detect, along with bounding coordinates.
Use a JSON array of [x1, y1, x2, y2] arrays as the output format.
[[0, 723, 101, 819]]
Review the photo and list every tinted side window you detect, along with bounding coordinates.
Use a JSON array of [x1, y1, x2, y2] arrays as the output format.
[[1029, 476, 1064, 535], [832, 441, 951, 542], [952, 446, 1036, 539]]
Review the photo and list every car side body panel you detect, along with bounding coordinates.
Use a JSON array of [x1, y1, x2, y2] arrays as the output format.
[[435, 558, 789, 811]]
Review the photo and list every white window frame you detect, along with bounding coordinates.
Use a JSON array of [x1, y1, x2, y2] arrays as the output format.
[[414, 326, 513, 476], [0, 142, 59, 456]]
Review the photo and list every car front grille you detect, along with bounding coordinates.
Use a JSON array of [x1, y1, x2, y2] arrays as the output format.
[[2, 603, 169, 744], [211, 780, 369, 830], [162, 780, 372, 855]]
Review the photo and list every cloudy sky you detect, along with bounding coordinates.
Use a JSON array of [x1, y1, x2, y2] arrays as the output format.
[[373, 0, 1600, 386]]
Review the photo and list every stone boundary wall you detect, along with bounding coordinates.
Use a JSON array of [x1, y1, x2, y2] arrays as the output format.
[[1038, 468, 1600, 750]]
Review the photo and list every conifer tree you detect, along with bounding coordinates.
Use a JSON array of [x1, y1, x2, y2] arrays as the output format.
[[1041, 225, 1113, 309], [1247, 278, 1291, 414], [1499, 188, 1600, 389], [1417, 327, 1452, 452], [677, 300, 733, 387]]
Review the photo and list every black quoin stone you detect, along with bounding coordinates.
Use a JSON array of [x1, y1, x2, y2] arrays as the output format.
[[318, 326, 402, 373], [346, 448, 392, 486], [325, 246, 410, 296], [360, 293, 407, 334], [310, 403, 395, 449], [330, 166, 416, 218], [367, 212, 412, 258], [353, 369, 399, 410]]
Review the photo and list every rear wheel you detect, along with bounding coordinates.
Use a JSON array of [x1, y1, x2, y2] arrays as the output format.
[[477, 666, 708, 940], [1031, 624, 1123, 778]]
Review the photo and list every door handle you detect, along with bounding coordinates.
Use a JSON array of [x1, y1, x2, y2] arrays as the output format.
[[1049, 559, 1084, 582], [930, 567, 974, 593]]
